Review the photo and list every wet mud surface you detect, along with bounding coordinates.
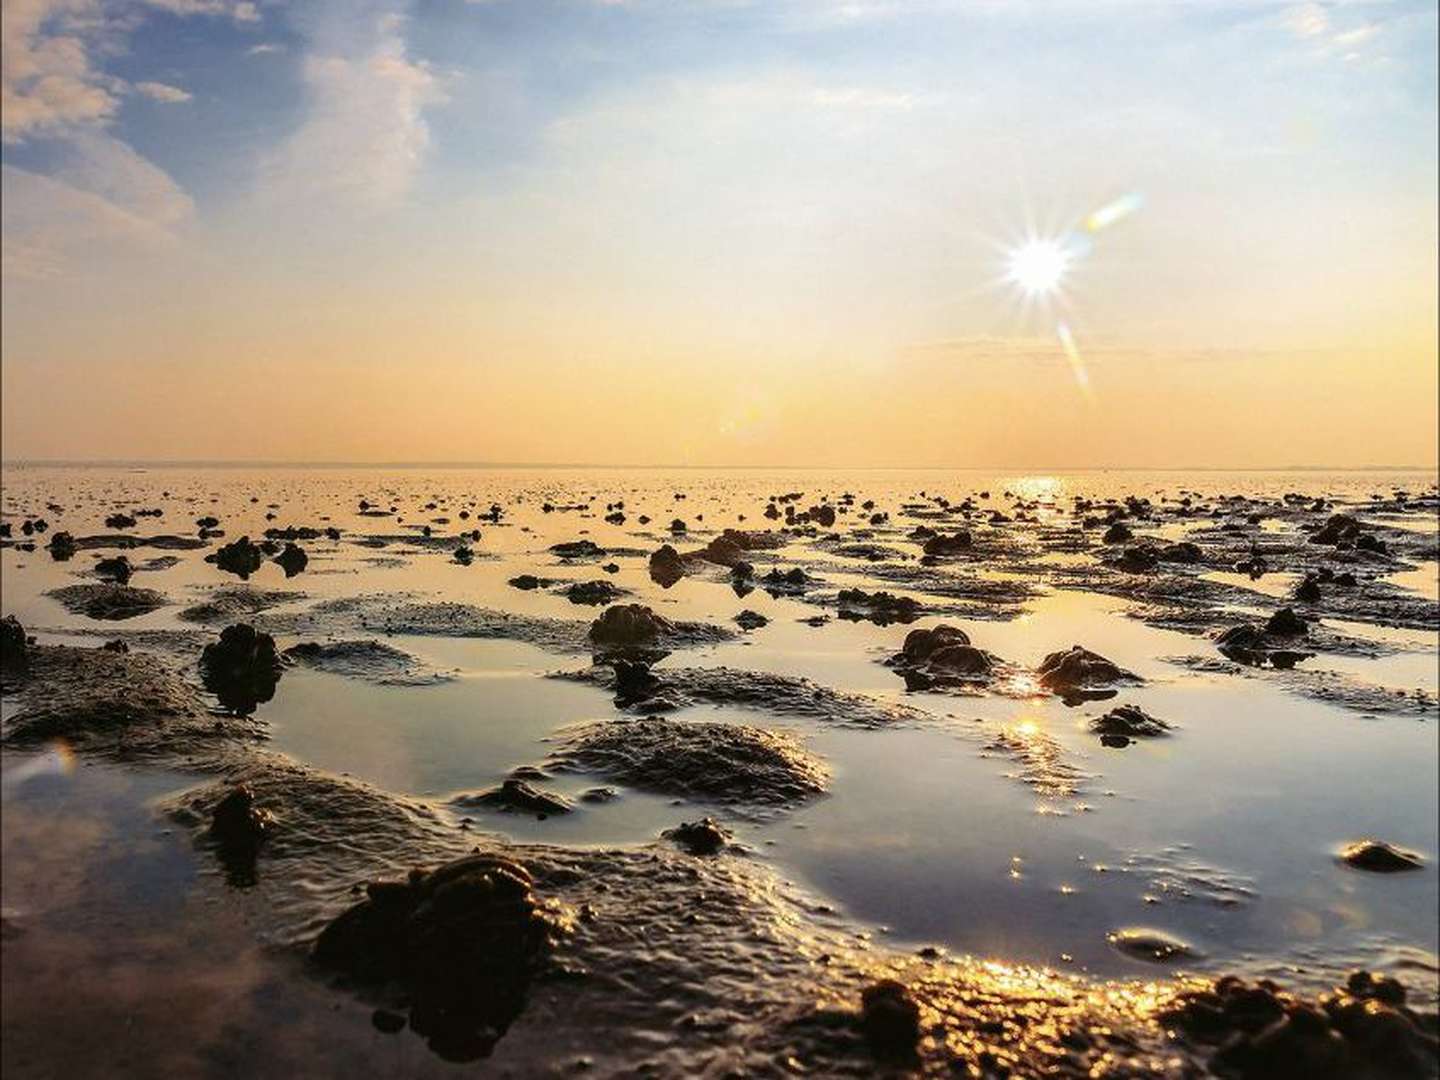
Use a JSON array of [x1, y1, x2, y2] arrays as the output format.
[[3, 466, 1437, 1076]]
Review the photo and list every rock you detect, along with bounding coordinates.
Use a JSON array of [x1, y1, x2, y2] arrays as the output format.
[[46, 531, 77, 560], [648, 544, 686, 587], [588, 604, 675, 649], [1163, 972, 1439, 1080], [1037, 645, 1139, 693], [564, 580, 621, 606], [1265, 607, 1308, 636], [282, 640, 451, 686], [761, 567, 810, 594], [860, 980, 922, 1058], [1116, 546, 1160, 573], [0, 615, 29, 676], [1090, 704, 1170, 738], [94, 555, 133, 584], [662, 817, 729, 855], [209, 784, 274, 886], [1338, 840, 1423, 873], [1309, 514, 1361, 546], [507, 574, 547, 590], [455, 780, 572, 818], [1107, 928, 1195, 963], [1158, 541, 1202, 563], [1295, 577, 1322, 603], [734, 609, 769, 631], [200, 624, 282, 716], [104, 513, 137, 530], [208, 536, 264, 579], [609, 658, 662, 705], [836, 589, 922, 625], [313, 854, 566, 1062], [922, 531, 972, 556], [900, 625, 971, 662], [1103, 521, 1133, 544], [274, 543, 308, 576], [550, 540, 605, 559]]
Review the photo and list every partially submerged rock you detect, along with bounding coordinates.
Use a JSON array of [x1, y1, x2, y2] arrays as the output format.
[[46, 583, 168, 621], [836, 588, 922, 626], [313, 854, 569, 1061], [1338, 840, 1424, 873], [562, 580, 622, 606], [648, 544, 686, 587], [1163, 972, 1438, 1079], [1, 615, 29, 678], [209, 784, 275, 886], [1089, 704, 1171, 738], [860, 979, 922, 1059], [1036, 645, 1140, 697], [273, 542, 308, 577], [662, 817, 730, 855], [587, 604, 674, 649], [888, 624, 998, 690], [94, 554, 134, 584], [207, 536, 265, 579], [454, 779, 572, 818], [200, 624, 282, 716], [547, 715, 829, 809]]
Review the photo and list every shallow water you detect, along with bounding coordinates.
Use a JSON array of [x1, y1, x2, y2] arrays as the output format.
[[3, 464, 1438, 1055]]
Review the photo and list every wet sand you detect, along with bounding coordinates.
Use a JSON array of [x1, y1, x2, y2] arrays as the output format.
[[2, 465, 1437, 1076]]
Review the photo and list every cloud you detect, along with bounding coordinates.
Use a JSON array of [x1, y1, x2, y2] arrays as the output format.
[[246, 41, 283, 55], [2, 133, 194, 278], [133, 79, 192, 102], [261, 7, 447, 209], [139, 0, 260, 22], [1, 0, 121, 142]]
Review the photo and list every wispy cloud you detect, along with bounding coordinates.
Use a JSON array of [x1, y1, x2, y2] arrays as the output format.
[[2, 132, 194, 278], [133, 79, 192, 102], [1, 0, 121, 143], [261, 6, 447, 209]]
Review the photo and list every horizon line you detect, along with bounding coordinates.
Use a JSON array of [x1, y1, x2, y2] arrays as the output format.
[[1, 458, 1436, 473]]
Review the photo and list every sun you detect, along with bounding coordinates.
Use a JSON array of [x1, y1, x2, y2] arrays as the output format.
[[1006, 238, 1070, 297]]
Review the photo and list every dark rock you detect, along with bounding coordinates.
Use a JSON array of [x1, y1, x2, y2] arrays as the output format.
[[200, 624, 282, 716], [313, 854, 566, 1062], [662, 817, 729, 855], [734, 609, 769, 630], [860, 980, 921, 1059], [208, 536, 264, 579], [588, 605, 674, 649], [1037, 645, 1139, 693], [922, 531, 972, 556], [648, 544, 686, 587], [1295, 577, 1322, 603], [104, 513, 137, 530], [455, 780, 572, 818], [273, 543, 308, 576], [1158, 541, 1202, 564], [209, 784, 274, 887], [836, 589, 921, 626], [94, 555, 134, 584], [564, 580, 621, 606], [47, 531, 77, 560], [1090, 704, 1170, 738], [1, 615, 29, 676], [1338, 840, 1423, 873], [1265, 607, 1308, 637], [550, 540, 605, 559], [1116, 546, 1160, 573], [1103, 522, 1133, 544]]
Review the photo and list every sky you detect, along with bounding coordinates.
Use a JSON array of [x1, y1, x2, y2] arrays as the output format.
[[1, 0, 1436, 467]]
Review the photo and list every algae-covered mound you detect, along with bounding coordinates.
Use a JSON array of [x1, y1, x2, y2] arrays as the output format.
[[314, 854, 570, 1062], [547, 715, 829, 809], [1, 642, 261, 759]]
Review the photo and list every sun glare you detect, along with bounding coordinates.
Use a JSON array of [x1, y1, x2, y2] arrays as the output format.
[[1006, 239, 1070, 296]]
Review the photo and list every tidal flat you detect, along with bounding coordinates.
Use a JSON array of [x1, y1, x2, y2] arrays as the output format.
[[2, 465, 1437, 1077]]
